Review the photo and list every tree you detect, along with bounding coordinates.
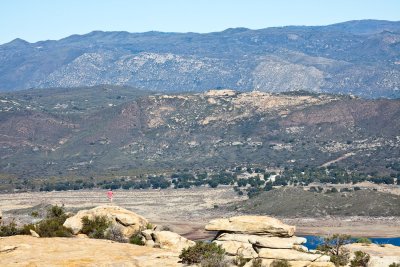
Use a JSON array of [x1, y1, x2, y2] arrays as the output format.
[[264, 182, 273, 191], [317, 234, 352, 266]]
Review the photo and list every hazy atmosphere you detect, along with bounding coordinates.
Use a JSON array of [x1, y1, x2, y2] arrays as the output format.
[[1, 0, 400, 43]]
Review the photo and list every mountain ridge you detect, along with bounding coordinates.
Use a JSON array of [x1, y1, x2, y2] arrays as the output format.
[[1, 20, 400, 98], [4, 19, 400, 45]]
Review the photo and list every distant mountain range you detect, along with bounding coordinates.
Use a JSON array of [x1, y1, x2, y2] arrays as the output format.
[[1, 20, 400, 98]]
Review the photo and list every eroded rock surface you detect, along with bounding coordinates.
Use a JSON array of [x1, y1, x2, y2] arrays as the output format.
[[205, 215, 295, 236], [143, 230, 195, 252], [0, 235, 181, 267], [207, 215, 331, 266], [63, 205, 148, 238]]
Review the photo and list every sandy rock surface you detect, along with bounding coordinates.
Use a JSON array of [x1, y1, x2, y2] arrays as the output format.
[[0, 235, 182, 267]]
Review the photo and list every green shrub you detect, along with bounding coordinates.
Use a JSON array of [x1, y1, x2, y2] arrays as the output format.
[[0, 205, 72, 238], [251, 258, 263, 267], [271, 259, 291, 267], [19, 223, 36, 235], [146, 223, 154, 230], [389, 263, 400, 267], [233, 252, 250, 267], [200, 255, 228, 267], [179, 241, 225, 265], [47, 205, 66, 218], [35, 205, 72, 237], [356, 237, 372, 245], [0, 220, 20, 236], [330, 253, 350, 267], [105, 225, 126, 242], [81, 215, 110, 239], [129, 233, 144, 245], [350, 251, 370, 267], [36, 217, 73, 237]]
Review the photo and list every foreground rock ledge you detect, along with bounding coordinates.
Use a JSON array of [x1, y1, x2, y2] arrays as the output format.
[[0, 235, 181, 267]]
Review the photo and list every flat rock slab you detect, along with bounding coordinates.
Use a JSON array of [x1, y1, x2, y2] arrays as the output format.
[[206, 216, 295, 236], [0, 235, 181, 267], [256, 248, 330, 262], [216, 233, 306, 249]]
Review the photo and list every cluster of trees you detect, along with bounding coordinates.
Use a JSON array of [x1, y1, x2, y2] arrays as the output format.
[[37, 165, 398, 196], [272, 167, 398, 186], [98, 176, 171, 190], [40, 180, 95, 191], [170, 171, 237, 189]]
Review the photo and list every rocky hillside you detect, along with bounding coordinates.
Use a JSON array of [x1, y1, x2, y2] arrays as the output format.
[[1, 20, 400, 98], [0, 87, 399, 180]]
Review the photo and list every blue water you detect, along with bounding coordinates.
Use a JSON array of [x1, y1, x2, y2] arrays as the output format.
[[301, 235, 400, 250]]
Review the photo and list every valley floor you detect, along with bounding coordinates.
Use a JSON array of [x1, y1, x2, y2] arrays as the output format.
[[1, 188, 399, 239]]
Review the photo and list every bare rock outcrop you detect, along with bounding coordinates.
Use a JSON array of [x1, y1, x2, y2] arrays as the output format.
[[29, 229, 40, 238], [63, 205, 148, 238], [206, 215, 332, 267], [140, 230, 195, 252], [205, 215, 295, 236]]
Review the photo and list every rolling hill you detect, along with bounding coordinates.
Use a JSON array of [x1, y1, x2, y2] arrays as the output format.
[[0, 86, 399, 181]]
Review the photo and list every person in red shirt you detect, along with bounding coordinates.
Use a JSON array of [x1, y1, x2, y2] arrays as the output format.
[[107, 189, 113, 203]]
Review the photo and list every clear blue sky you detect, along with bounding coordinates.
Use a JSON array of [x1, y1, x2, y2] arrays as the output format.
[[1, 0, 399, 44]]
